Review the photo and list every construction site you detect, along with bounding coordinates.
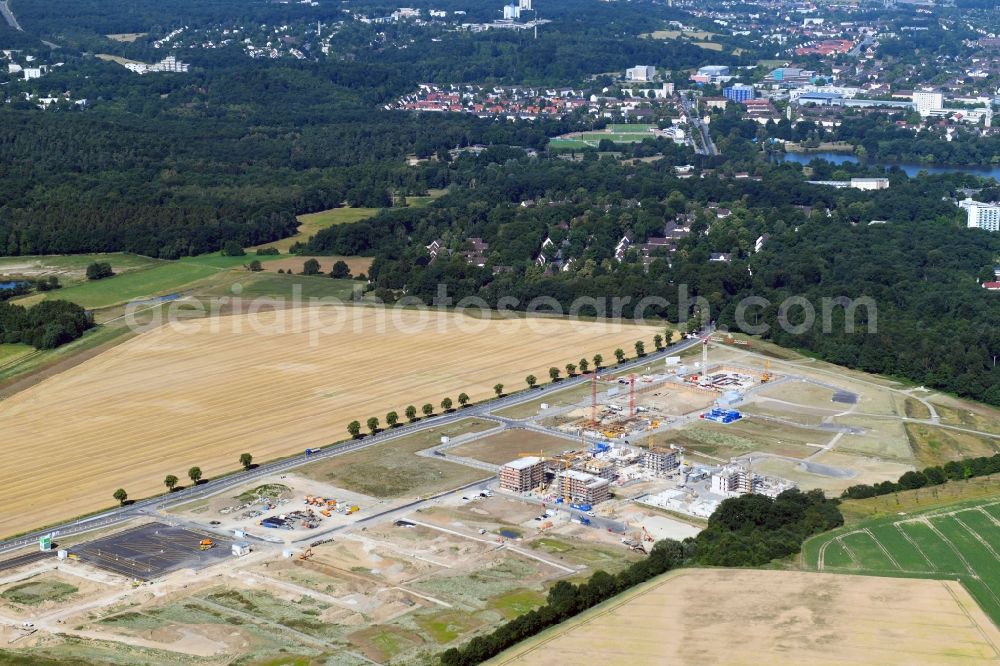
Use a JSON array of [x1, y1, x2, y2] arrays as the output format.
[[3, 333, 999, 664], [488, 336, 795, 522]]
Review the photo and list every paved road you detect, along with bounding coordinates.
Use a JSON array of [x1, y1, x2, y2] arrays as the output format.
[[681, 93, 719, 157], [0, 0, 21, 31], [0, 331, 705, 556]]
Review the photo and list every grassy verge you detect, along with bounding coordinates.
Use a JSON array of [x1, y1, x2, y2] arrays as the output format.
[[837, 472, 1000, 524], [904, 422, 999, 468], [295, 419, 496, 498]]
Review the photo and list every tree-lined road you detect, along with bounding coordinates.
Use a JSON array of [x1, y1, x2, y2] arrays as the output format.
[[0, 330, 704, 556]]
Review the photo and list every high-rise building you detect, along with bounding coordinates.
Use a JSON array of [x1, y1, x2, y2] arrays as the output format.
[[723, 84, 755, 102], [912, 90, 943, 115], [960, 198, 1000, 232]]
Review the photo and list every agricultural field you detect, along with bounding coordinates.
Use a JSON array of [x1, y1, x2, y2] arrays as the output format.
[[105, 32, 147, 42], [0, 343, 34, 368], [549, 124, 658, 150], [0, 253, 163, 283], [252, 206, 379, 253], [259, 255, 373, 277], [193, 271, 358, 303], [489, 568, 1000, 666], [0, 307, 659, 537], [643, 29, 718, 40], [24, 262, 221, 310], [0, 324, 136, 393], [803, 495, 1000, 625], [12, 252, 290, 312]]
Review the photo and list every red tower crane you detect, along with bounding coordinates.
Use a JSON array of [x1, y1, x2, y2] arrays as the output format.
[[629, 374, 636, 417]]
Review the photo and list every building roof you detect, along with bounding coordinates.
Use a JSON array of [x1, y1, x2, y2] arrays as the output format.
[[503, 456, 543, 470], [560, 469, 610, 487]]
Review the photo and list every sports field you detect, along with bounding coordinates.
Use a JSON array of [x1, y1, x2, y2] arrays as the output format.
[[490, 568, 1000, 665], [803, 496, 1000, 625], [549, 124, 657, 149], [0, 307, 658, 537]]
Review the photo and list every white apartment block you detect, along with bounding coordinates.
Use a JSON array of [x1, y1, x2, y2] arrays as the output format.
[[710, 464, 753, 496], [912, 90, 943, 115], [626, 65, 656, 82], [960, 198, 1000, 232]]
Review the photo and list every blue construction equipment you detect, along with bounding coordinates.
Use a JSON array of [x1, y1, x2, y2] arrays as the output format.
[[702, 408, 742, 424]]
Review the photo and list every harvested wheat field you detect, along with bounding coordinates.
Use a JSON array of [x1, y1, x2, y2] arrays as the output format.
[[492, 568, 1000, 666], [0, 306, 659, 537]]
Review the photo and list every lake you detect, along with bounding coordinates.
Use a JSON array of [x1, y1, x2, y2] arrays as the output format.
[[775, 151, 1000, 180]]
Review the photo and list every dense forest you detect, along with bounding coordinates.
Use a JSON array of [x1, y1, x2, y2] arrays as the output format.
[[440, 489, 842, 665], [0, 300, 92, 349], [301, 149, 1000, 407], [0, 0, 721, 259]]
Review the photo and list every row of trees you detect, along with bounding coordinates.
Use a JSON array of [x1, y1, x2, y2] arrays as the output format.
[[440, 489, 843, 665], [113, 454, 253, 506], [346, 394, 474, 438], [842, 453, 1000, 500], [525, 339, 667, 388]]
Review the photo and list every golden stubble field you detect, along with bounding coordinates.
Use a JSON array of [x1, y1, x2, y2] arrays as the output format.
[[0, 306, 660, 537], [492, 568, 1000, 666]]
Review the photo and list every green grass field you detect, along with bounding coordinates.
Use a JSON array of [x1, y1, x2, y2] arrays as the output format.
[[550, 124, 657, 149], [255, 206, 381, 252], [194, 271, 359, 302], [0, 343, 34, 368], [803, 496, 1000, 625], [15, 252, 293, 311], [26, 262, 219, 310]]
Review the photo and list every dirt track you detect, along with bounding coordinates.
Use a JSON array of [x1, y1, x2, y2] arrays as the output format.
[[0, 306, 658, 537]]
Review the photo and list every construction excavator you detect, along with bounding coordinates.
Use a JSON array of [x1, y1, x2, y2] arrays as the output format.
[[199, 538, 214, 551], [299, 548, 314, 560]]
